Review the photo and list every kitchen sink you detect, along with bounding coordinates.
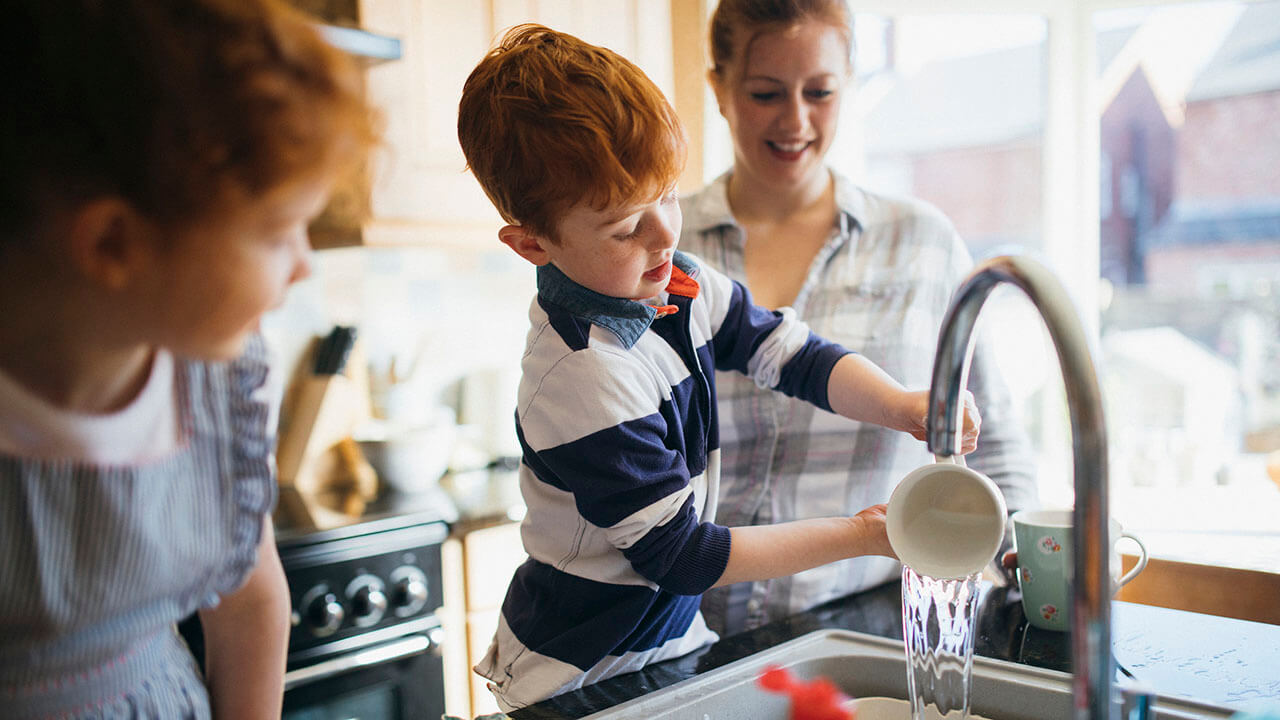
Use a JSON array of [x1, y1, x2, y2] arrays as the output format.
[[580, 629, 1236, 719]]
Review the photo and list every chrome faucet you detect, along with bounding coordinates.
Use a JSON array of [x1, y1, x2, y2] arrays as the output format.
[[925, 255, 1115, 719]]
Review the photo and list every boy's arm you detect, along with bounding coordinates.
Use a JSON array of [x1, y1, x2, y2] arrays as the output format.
[[198, 517, 291, 720], [520, 350, 732, 596], [714, 505, 895, 588], [695, 259, 979, 451], [825, 353, 981, 454]]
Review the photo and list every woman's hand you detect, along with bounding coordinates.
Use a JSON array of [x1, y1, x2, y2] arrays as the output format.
[[898, 388, 981, 454]]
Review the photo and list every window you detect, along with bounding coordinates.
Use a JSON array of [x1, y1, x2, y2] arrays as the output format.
[[700, 0, 1280, 573], [1094, 0, 1280, 573]]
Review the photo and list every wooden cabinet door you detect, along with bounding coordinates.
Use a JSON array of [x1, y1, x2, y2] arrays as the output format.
[[354, 0, 679, 247]]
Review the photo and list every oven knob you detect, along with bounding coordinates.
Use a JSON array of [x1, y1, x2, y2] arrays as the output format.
[[346, 575, 388, 627], [302, 587, 345, 637], [389, 566, 429, 617]]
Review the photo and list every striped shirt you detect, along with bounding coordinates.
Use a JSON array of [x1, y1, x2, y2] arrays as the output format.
[[0, 335, 277, 719], [680, 171, 1038, 635], [475, 252, 851, 710]]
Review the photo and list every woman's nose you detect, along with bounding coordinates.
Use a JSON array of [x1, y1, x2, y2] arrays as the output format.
[[777, 93, 808, 134]]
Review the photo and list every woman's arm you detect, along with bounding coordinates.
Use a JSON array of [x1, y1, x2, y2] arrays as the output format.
[[198, 516, 291, 720], [714, 505, 895, 588]]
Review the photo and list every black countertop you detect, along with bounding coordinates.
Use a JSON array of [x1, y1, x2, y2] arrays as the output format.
[[511, 580, 1280, 719]]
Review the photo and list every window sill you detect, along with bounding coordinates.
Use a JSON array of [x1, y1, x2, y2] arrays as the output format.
[[1116, 553, 1280, 626]]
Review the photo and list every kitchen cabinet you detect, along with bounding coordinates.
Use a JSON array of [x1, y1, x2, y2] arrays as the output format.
[[302, 0, 701, 249], [442, 518, 527, 717]]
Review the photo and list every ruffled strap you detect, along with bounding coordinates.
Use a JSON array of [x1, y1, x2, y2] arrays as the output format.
[[202, 333, 278, 607]]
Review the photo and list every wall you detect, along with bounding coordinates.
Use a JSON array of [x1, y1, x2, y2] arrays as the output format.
[[1179, 90, 1280, 201]]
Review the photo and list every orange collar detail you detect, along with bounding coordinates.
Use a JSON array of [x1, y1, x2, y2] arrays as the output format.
[[649, 304, 679, 318], [665, 265, 699, 298]]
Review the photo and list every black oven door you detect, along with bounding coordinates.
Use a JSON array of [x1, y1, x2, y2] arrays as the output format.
[[282, 631, 445, 720]]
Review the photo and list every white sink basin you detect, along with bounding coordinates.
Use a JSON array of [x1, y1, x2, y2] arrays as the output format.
[[581, 629, 1235, 719]]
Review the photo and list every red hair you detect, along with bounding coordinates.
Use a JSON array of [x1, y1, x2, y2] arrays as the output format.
[[709, 0, 854, 80], [1, 0, 379, 238], [457, 24, 687, 241]]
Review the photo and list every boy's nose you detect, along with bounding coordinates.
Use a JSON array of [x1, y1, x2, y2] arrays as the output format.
[[649, 217, 678, 251]]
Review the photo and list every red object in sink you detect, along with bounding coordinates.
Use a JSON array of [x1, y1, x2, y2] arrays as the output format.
[[757, 664, 855, 720]]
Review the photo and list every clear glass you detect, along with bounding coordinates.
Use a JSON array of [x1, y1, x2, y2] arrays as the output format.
[[901, 566, 981, 720], [1094, 1, 1280, 572]]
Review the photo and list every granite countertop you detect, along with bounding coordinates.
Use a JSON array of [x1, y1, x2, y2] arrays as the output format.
[[511, 580, 1280, 719]]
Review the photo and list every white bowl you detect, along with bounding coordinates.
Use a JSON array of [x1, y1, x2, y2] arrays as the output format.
[[355, 417, 457, 495]]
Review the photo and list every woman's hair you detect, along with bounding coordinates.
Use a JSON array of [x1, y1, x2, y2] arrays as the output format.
[[1, 0, 379, 239], [708, 0, 853, 79], [457, 24, 687, 241]]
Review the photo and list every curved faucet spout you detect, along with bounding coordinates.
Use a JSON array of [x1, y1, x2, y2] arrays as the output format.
[[926, 255, 1114, 720]]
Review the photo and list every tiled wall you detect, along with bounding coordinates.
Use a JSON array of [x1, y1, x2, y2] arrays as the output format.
[[263, 243, 533, 459]]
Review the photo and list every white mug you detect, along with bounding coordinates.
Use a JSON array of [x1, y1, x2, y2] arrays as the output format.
[[887, 455, 1008, 580]]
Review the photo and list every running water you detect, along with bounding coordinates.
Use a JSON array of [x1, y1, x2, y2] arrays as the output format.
[[901, 565, 981, 719]]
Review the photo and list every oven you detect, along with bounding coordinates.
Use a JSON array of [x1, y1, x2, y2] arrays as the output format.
[[182, 514, 450, 720]]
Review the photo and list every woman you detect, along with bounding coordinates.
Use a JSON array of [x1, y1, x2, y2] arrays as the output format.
[[680, 0, 1039, 637]]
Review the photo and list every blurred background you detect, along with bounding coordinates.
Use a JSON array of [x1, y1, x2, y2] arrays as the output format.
[[268, 0, 1280, 578]]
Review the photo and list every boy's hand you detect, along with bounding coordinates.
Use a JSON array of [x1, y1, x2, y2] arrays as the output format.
[[899, 389, 981, 454], [851, 504, 896, 559]]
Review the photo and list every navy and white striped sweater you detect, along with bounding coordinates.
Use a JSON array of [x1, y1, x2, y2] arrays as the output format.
[[475, 251, 851, 709]]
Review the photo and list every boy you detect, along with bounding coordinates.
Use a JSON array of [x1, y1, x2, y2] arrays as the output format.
[[456, 24, 980, 711]]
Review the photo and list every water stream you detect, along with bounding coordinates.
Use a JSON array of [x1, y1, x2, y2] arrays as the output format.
[[901, 565, 981, 719]]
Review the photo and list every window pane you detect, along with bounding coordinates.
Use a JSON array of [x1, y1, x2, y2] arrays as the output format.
[[1095, 1, 1280, 571], [854, 13, 1046, 256], [852, 13, 1068, 508]]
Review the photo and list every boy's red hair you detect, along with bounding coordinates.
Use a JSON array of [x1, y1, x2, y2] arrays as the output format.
[[457, 24, 687, 241]]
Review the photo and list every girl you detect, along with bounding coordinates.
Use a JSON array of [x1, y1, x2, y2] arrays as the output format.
[[680, 0, 1039, 636], [0, 1, 377, 717]]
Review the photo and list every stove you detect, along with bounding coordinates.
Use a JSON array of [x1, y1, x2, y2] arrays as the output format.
[[279, 509, 451, 720], [182, 503, 454, 720]]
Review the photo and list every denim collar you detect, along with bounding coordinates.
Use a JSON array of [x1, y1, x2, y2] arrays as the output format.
[[536, 251, 699, 349]]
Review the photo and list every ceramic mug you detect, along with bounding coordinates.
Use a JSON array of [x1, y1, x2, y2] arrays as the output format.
[[1011, 508, 1149, 631], [887, 455, 1008, 580]]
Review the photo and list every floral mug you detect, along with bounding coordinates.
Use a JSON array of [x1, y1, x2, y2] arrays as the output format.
[[1011, 509, 1148, 631]]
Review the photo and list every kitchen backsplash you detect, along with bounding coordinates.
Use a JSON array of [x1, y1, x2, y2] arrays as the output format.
[[262, 243, 532, 459]]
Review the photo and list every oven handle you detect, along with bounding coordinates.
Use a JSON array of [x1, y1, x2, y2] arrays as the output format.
[[284, 632, 434, 690]]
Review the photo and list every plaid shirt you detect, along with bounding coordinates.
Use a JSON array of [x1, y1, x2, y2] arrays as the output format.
[[679, 171, 1038, 635]]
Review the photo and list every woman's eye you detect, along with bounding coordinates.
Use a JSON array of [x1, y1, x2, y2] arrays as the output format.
[[806, 89, 834, 100], [750, 91, 780, 102]]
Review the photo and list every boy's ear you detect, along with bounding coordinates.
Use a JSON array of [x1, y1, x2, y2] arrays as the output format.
[[66, 198, 157, 291], [498, 224, 554, 266]]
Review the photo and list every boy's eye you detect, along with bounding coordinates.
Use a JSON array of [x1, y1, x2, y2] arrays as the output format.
[[614, 222, 642, 241]]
